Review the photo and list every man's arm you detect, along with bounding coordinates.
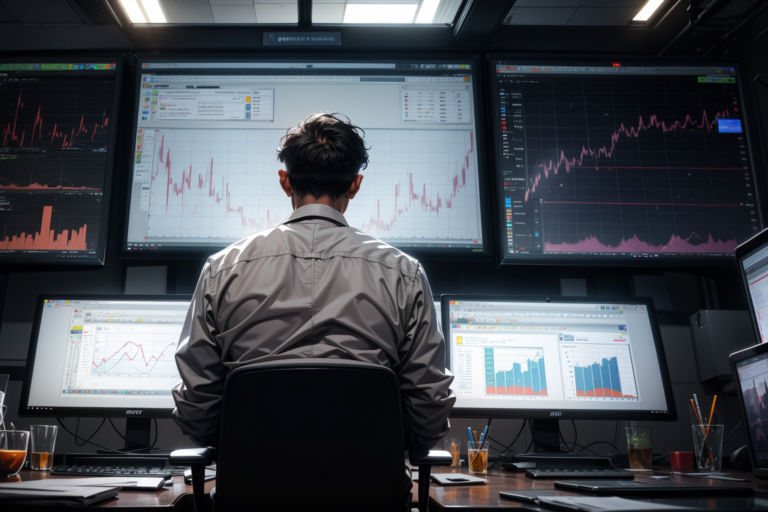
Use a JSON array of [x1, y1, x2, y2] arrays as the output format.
[[172, 260, 225, 447], [398, 266, 456, 450]]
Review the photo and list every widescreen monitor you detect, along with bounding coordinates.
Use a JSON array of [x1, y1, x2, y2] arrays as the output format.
[[490, 59, 762, 264], [736, 228, 768, 344], [124, 58, 489, 259], [441, 296, 676, 422], [0, 58, 122, 265], [20, 295, 191, 418]]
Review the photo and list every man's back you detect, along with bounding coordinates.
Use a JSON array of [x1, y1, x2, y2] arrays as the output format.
[[172, 203, 454, 449]]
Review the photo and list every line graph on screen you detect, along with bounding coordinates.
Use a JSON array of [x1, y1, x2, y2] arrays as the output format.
[[0, 82, 112, 150], [519, 80, 755, 254], [91, 327, 180, 378], [143, 129, 482, 244]]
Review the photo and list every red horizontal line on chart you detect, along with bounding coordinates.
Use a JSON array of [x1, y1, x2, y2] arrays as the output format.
[[529, 166, 744, 170], [543, 201, 743, 207]]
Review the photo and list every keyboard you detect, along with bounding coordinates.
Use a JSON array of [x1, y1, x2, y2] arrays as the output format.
[[51, 465, 187, 478], [526, 468, 635, 479]]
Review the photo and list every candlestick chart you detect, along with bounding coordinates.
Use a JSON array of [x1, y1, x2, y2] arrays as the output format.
[[143, 129, 482, 244], [0, 80, 112, 150], [500, 76, 759, 257]]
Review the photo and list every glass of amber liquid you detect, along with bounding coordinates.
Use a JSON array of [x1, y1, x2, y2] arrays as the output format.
[[0, 430, 29, 477], [626, 427, 652, 470], [30, 425, 57, 471], [468, 441, 489, 475], [443, 438, 461, 467]]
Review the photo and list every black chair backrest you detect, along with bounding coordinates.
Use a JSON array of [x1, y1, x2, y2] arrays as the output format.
[[215, 359, 406, 511]]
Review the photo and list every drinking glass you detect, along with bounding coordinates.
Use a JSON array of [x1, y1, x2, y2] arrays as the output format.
[[0, 430, 29, 477], [30, 425, 57, 471], [0, 391, 5, 428], [443, 438, 461, 467], [468, 441, 488, 475], [625, 426, 652, 470], [692, 424, 723, 472]]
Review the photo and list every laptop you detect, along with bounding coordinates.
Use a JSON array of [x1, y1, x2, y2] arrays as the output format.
[[735, 229, 768, 345], [730, 343, 768, 479]]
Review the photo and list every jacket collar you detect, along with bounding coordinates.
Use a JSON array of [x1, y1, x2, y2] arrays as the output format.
[[282, 204, 349, 227]]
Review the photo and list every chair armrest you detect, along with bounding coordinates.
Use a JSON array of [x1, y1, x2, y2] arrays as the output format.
[[170, 447, 215, 467], [409, 449, 454, 467]]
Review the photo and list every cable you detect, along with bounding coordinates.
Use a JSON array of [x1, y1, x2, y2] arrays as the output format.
[[490, 420, 528, 468], [108, 418, 126, 440], [576, 440, 621, 454], [724, 421, 743, 445], [57, 418, 159, 455], [74, 417, 106, 447]]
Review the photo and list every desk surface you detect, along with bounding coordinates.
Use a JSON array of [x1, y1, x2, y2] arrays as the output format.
[[2, 471, 216, 510], [420, 466, 768, 511]]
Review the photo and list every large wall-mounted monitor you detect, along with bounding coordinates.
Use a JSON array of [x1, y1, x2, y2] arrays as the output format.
[[20, 295, 190, 418], [490, 59, 762, 265], [123, 58, 490, 259], [0, 59, 122, 265]]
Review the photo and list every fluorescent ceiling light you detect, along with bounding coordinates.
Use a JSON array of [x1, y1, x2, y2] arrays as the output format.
[[416, 0, 440, 24], [633, 0, 665, 21], [141, 0, 167, 23], [119, 0, 146, 23], [344, 4, 419, 24]]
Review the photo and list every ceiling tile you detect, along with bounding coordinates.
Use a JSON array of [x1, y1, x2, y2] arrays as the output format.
[[211, 5, 258, 22], [0, 0, 82, 23], [313, 4, 344, 23], [504, 7, 577, 25], [566, 6, 638, 25], [25, 23, 132, 49], [0, 23, 47, 50], [255, 3, 297, 22], [209, 0, 253, 5], [161, 0, 215, 23]]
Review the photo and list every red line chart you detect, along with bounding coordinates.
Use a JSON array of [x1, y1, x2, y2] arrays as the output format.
[[525, 109, 731, 203], [92, 339, 178, 375]]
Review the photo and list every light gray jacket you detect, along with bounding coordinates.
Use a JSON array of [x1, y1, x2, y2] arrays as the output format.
[[172, 203, 455, 449]]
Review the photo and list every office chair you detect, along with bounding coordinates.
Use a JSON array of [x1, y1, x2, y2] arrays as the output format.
[[171, 359, 453, 512]]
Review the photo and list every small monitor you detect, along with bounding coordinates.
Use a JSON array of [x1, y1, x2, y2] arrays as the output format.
[[736, 228, 768, 343], [20, 295, 191, 418], [442, 296, 676, 421]]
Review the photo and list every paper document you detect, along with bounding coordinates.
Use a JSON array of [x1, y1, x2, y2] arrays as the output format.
[[0, 477, 166, 491], [538, 496, 694, 511]]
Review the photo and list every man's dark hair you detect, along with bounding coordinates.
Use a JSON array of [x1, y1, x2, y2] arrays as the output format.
[[277, 113, 370, 200]]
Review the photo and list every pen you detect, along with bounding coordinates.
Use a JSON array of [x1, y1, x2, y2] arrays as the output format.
[[473, 430, 478, 446], [705, 396, 717, 437], [693, 394, 704, 426], [479, 425, 489, 445], [467, 427, 475, 450]]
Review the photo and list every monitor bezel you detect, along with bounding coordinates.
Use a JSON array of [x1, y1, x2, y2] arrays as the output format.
[[0, 56, 124, 266], [735, 228, 768, 345], [119, 54, 492, 262], [729, 342, 768, 477], [19, 293, 192, 419], [487, 55, 764, 267], [440, 294, 678, 421]]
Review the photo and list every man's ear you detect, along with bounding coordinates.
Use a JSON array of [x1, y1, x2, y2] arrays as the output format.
[[278, 169, 293, 197], [346, 174, 364, 200]]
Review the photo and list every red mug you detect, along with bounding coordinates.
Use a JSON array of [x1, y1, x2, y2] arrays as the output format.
[[670, 451, 693, 470]]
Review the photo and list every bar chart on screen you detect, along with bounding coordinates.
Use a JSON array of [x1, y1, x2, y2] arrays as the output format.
[[560, 343, 639, 401], [484, 347, 548, 398], [139, 128, 482, 245]]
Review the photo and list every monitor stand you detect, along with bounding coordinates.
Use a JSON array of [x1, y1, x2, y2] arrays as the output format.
[[95, 417, 152, 454], [501, 419, 580, 464]]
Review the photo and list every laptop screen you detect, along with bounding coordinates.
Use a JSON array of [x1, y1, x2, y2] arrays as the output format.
[[735, 351, 768, 465]]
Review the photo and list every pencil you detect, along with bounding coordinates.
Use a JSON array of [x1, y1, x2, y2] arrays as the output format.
[[705, 396, 717, 437]]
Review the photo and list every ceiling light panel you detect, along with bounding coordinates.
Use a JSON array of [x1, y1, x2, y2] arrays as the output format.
[[119, 0, 147, 23], [142, 0, 167, 22], [633, 0, 665, 21], [344, 4, 418, 23]]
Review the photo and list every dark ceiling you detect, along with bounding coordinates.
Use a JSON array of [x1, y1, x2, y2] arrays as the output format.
[[0, 0, 766, 58]]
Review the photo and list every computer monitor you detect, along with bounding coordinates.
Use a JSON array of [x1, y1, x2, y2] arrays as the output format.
[[20, 295, 191, 449], [730, 342, 768, 478], [736, 228, 768, 344], [490, 58, 762, 264], [442, 296, 676, 453], [0, 58, 123, 265], [123, 58, 490, 259]]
